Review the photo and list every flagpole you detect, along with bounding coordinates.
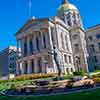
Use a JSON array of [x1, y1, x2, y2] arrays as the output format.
[[29, 0, 32, 18]]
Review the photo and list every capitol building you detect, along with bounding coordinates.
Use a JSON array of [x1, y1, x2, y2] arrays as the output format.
[[15, 0, 89, 75]]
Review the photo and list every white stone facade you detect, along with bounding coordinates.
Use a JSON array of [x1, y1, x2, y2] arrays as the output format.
[[16, 17, 75, 75], [16, 0, 89, 75]]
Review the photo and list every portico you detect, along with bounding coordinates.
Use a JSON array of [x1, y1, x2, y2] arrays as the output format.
[[16, 22, 55, 75]]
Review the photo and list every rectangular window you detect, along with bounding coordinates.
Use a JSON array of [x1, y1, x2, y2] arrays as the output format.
[[43, 34, 46, 48], [98, 43, 100, 50], [96, 34, 100, 39], [74, 44, 79, 52], [94, 56, 98, 63], [64, 55, 68, 63], [67, 20, 71, 26], [90, 44, 95, 52], [36, 37, 39, 51], [88, 36, 93, 41], [69, 56, 72, 64], [65, 35, 69, 50], [61, 33, 65, 49], [30, 39, 33, 54], [31, 60, 34, 73], [24, 42, 27, 56]]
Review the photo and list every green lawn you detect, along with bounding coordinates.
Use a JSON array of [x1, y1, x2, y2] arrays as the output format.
[[0, 89, 100, 100]]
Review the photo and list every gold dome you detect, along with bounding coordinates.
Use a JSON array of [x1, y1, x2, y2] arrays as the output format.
[[58, 1, 78, 15]]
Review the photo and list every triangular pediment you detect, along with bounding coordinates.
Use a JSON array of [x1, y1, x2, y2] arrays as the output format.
[[15, 18, 49, 35]]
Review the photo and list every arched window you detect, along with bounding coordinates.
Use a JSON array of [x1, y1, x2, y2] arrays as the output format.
[[67, 20, 71, 26]]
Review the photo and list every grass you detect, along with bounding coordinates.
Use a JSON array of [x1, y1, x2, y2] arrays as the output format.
[[0, 88, 100, 100], [0, 75, 73, 91], [0, 77, 55, 91]]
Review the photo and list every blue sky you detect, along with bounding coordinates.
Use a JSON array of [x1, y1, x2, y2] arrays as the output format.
[[0, 0, 100, 51]]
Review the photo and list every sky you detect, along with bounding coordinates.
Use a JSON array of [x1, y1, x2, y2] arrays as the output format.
[[0, 0, 100, 51]]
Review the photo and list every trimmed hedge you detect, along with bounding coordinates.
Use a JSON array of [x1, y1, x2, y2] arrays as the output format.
[[92, 74, 100, 78], [13, 73, 56, 81], [73, 71, 85, 76], [93, 78, 100, 83]]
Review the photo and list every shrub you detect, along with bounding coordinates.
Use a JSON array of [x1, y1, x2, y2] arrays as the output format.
[[73, 71, 85, 76], [0, 79, 9, 84], [92, 74, 100, 78], [62, 75, 73, 80], [95, 70, 100, 72], [93, 78, 100, 83], [10, 84, 16, 90], [52, 77, 58, 81], [13, 73, 56, 81]]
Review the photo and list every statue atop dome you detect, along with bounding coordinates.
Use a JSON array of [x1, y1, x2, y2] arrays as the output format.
[[62, 0, 68, 4]]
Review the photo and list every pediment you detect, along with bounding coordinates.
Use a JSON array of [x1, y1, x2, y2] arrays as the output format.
[[15, 18, 49, 35]]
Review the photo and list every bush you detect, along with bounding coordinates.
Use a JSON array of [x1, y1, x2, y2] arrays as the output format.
[[0, 80, 9, 84], [92, 74, 100, 78], [10, 84, 16, 90], [52, 77, 58, 81], [95, 70, 100, 72], [13, 73, 56, 81], [62, 75, 73, 80], [93, 78, 100, 83], [73, 71, 85, 76]]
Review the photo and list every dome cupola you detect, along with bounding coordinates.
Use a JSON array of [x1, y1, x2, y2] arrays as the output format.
[[57, 0, 82, 28], [58, 0, 78, 16]]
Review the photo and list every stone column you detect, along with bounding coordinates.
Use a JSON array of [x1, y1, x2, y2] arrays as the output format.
[[21, 61, 25, 74], [40, 31, 44, 49], [21, 39, 25, 57], [41, 57, 46, 73], [32, 34, 37, 53], [16, 62, 20, 75], [17, 40, 20, 58], [34, 58, 38, 73], [27, 60, 32, 74], [45, 32, 49, 49]]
